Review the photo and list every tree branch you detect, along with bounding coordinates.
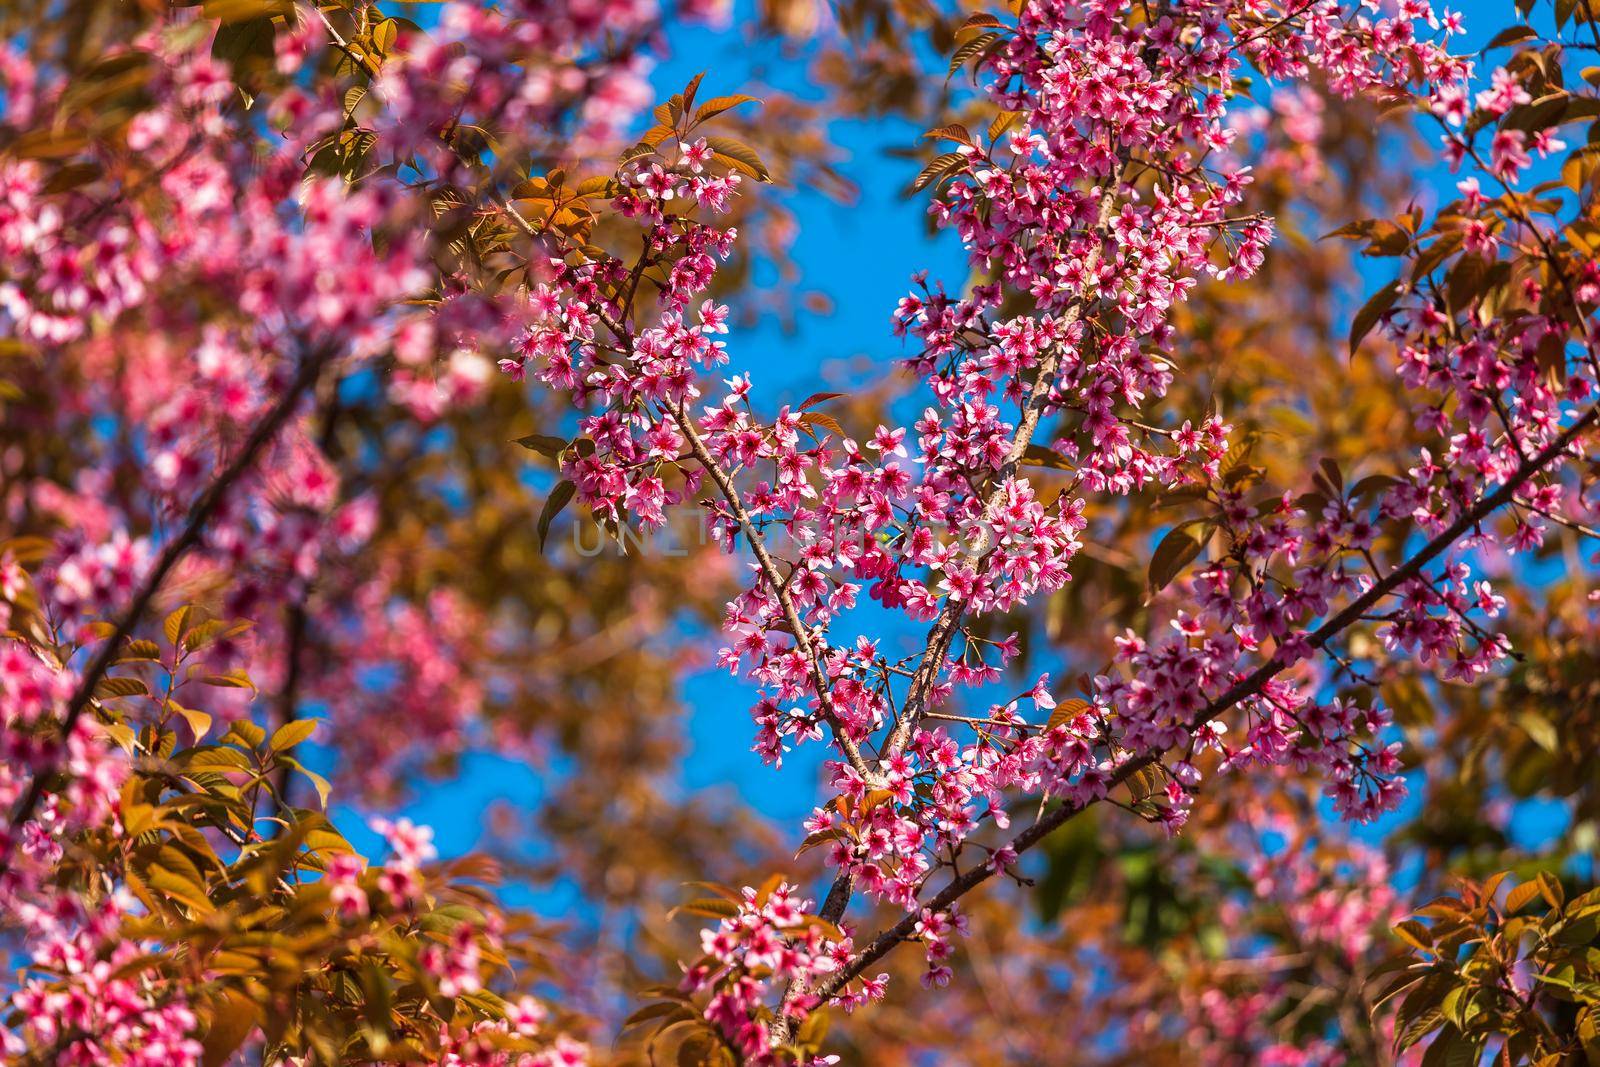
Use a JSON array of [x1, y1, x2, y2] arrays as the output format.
[[671, 404, 879, 783], [808, 400, 1598, 1000], [272, 600, 308, 817], [881, 168, 1125, 762]]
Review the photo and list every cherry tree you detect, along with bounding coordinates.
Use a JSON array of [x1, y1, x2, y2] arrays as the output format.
[[0, 0, 1597, 1063]]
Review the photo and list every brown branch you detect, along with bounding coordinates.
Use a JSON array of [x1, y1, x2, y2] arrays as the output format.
[[807, 401, 1598, 1001], [270, 382, 342, 825], [272, 600, 309, 816], [670, 404, 878, 783]]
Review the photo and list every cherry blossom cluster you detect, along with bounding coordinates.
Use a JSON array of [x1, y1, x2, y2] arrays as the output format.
[[0, 0, 720, 1057], [505, 0, 1470, 1001], [425, 1028, 591, 1067], [1, 893, 203, 1065], [0, 0, 713, 831], [469, 0, 1600, 1051], [1, 0, 737, 828], [323, 818, 593, 1066], [680, 883, 851, 1065], [0, 611, 125, 961], [6, 0, 1594, 1054], [1106, 21, 1600, 830], [272, 987, 583, 1067]]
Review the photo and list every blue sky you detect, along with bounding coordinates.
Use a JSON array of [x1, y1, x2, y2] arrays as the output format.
[[334, 0, 1585, 895]]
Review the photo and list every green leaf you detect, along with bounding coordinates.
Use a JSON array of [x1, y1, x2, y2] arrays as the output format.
[[1394, 919, 1435, 952], [1318, 458, 1344, 494], [798, 392, 844, 411], [988, 110, 1024, 144], [105, 723, 138, 756], [692, 94, 760, 126], [1124, 764, 1164, 802], [212, 16, 276, 70], [1554, 909, 1600, 946], [1419, 1025, 1479, 1067], [201, 0, 292, 21], [1504, 880, 1545, 914], [703, 136, 771, 183], [1502, 92, 1570, 135], [181, 747, 254, 774], [164, 606, 196, 646], [42, 162, 103, 194], [1324, 217, 1410, 255], [117, 639, 164, 663], [1349, 473, 1401, 502], [0, 536, 54, 565], [1518, 711, 1559, 752], [1370, 969, 1426, 1011], [200, 989, 260, 1067], [1411, 230, 1463, 281], [182, 618, 231, 652], [1021, 444, 1073, 471], [957, 11, 1006, 31], [302, 765, 332, 809], [922, 123, 976, 147], [1484, 24, 1540, 49], [96, 676, 149, 699], [199, 668, 255, 690], [947, 31, 1001, 79], [679, 71, 705, 112], [1397, 1006, 1445, 1052], [371, 17, 399, 57], [909, 152, 969, 194], [276, 755, 332, 809], [619, 141, 659, 168], [1153, 484, 1209, 510], [1539, 871, 1567, 909], [621, 1001, 695, 1031], [1223, 463, 1265, 491], [269, 718, 318, 752], [171, 703, 213, 742], [794, 827, 843, 858], [144, 854, 214, 914], [515, 433, 567, 457], [669, 898, 740, 920], [799, 411, 845, 439], [1147, 522, 1206, 594], [1047, 698, 1093, 730], [1349, 280, 1403, 355], [537, 479, 576, 552], [681, 880, 741, 903], [224, 720, 266, 749]]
